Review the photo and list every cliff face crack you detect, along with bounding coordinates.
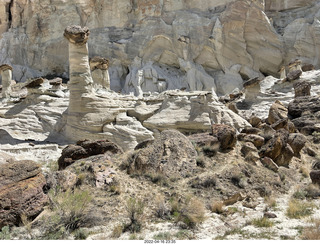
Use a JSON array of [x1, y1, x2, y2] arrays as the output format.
[[6, 0, 13, 29]]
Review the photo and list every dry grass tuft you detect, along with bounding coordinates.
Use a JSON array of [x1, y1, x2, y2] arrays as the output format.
[[209, 201, 224, 214], [286, 199, 314, 219], [301, 219, 320, 240]]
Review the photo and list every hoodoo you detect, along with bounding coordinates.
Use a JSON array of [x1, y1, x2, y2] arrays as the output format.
[[0, 64, 13, 98], [90, 56, 110, 90]]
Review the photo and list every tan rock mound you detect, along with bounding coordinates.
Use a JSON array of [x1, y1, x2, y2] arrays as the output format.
[[128, 130, 197, 179]]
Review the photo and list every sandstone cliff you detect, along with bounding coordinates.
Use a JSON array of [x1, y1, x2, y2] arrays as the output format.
[[1, 0, 320, 95]]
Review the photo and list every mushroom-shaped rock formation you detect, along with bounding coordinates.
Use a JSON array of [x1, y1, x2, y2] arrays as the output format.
[[89, 56, 110, 90], [243, 77, 261, 104], [0, 64, 13, 99], [63, 25, 154, 149]]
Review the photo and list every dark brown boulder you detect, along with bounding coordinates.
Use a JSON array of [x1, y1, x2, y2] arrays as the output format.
[[259, 129, 293, 167], [302, 64, 314, 72], [310, 171, 320, 185], [294, 81, 311, 98], [288, 96, 320, 119], [287, 70, 302, 81], [0, 160, 48, 228], [58, 139, 123, 170], [211, 124, 237, 150]]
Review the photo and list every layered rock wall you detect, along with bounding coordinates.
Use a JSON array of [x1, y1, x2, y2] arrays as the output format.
[[0, 0, 320, 95]]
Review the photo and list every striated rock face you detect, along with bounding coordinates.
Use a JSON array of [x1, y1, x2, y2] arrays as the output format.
[[1, 0, 320, 95], [0, 160, 48, 228]]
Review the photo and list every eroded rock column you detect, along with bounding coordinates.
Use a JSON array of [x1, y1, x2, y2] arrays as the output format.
[[64, 25, 96, 138], [89, 56, 110, 90], [0, 64, 13, 99]]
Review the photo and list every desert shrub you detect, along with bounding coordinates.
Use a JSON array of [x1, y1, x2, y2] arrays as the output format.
[[292, 189, 307, 200], [301, 219, 320, 240], [73, 228, 88, 240], [174, 230, 194, 240], [171, 197, 206, 229], [110, 224, 124, 239], [0, 226, 10, 240], [299, 167, 309, 178], [196, 156, 206, 168], [286, 199, 314, 219], [41, 188, 93, 239], [202, 146, 218, 157], [123, 197, 145, 233], [153, 232, 172, 240], [251, 217, 274, 228], [264, 196, 277, 210], [305, 184, 320, 199], [146, 172, 169, 187], [209, 201, 224, 214], [154, 195, 170, 219]]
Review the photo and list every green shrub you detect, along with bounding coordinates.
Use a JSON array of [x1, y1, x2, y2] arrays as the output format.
[[73, 228, 88, 240], [41, 188, 93, 239], [0, 226, 11, 240], [123, 198, 145, 233], [251, 217, 274, 228]]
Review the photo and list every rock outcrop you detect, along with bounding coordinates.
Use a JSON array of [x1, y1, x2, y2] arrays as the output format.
[[58, 139, 123, 170], [0, 160, 48, 228], [128, 130, 197, 179], [1, 0, 320, 95]]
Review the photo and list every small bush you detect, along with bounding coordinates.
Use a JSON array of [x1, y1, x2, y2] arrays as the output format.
[[123, 198, 144, 233], [202, 146, 217, 157], [292, 189, 307, 200], [0, 226, 10, 240], [302, 219, 320, 240], [300, 167, 309, 178], [196, 156, 206, 168], [264, 196, 277, 210], [41, 188, 93, 239], [209, 201, 224, 214], [171, 197, 206, 229], [154, 195, 170, 219], [146, 173, 169, 187], [174, 230, 194, 240], [153, 232, 172, 240], [110, 224, 123, 239], [286, 199, 314, 219], [251, 217, 274, 228], [305, 184, 320, 199], [73, 228, 88, 240]]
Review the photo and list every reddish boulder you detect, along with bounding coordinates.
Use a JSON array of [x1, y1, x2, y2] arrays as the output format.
[[0, 160, 48, 228], [58, 139, 123, 170]]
